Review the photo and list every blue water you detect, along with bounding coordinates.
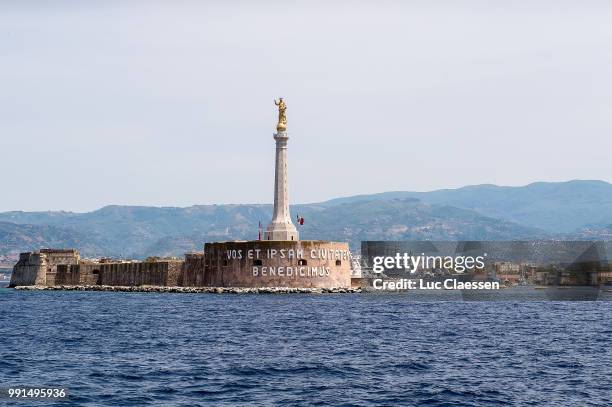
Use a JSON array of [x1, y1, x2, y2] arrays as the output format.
[[1, 290, 611, 406]]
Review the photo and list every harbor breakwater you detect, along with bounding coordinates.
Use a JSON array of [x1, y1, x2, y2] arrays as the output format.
[[13, 285, 361, 294]]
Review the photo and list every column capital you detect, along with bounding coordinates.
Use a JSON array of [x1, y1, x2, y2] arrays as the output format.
[[273, 131, 289, 141]]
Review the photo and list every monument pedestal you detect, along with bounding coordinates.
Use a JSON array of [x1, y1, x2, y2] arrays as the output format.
[[266, 220, 298, 241]]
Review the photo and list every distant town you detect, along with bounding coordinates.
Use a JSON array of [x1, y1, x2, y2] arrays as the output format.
[[358, 260, 612, 288], [0, 254, 14, 282]]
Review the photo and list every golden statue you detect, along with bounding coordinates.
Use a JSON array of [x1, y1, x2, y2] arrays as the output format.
[[274, 98, 287, 132]]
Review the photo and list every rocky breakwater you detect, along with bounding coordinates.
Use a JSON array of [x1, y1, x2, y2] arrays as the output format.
[[14, 285, 362, 294]]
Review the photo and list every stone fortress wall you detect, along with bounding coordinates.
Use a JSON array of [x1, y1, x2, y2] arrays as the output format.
[[10, 243, 352, 289], [53, 260, 184, 287], [10, 249, 81, 286], [10, 250, 184, 288], [10, 252, 45, 286], [180, 253, 206, 286], [204, 240, 351, 288]]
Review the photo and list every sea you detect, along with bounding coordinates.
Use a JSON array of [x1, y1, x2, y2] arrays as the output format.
[[1, 289, 611, 406]]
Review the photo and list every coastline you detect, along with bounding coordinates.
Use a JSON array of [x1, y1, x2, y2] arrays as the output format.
[[12, 285, 362, 294]]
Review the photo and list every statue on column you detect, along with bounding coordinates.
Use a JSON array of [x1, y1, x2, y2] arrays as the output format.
[[274, 98, 287, 132]]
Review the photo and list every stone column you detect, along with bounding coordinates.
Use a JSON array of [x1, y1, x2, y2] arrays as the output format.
[[266, 130, 299, 241]]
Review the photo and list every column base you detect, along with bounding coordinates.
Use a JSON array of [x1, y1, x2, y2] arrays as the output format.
[[266, 221, 299, 241]]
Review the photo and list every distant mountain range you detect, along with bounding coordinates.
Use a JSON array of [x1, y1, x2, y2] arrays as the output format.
[[0, 180, 610, 259], [322, 180, 612, 232]]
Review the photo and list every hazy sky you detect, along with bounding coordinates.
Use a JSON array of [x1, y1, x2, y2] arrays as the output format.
[[1, 1, 611, 212]]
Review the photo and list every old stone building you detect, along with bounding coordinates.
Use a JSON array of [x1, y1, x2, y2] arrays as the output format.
[[10, 249, 80, 286]]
